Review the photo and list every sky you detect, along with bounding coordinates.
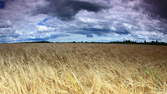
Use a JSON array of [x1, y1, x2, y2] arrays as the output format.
[[0, 0, 167, 43]]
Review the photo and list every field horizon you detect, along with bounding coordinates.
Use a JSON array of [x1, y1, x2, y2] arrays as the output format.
[[0, 43, 166, 94]]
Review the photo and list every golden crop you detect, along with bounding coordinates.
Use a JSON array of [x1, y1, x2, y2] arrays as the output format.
[[0, 43, 166, 94]]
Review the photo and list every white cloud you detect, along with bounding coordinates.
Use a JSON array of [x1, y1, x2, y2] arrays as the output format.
[[37, 25, 55, 31]]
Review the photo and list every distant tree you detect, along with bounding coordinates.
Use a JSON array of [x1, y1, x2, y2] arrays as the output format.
[[156, 40, 158, 44], [73, 41, 76, 43], [144, 40, 147, 44]]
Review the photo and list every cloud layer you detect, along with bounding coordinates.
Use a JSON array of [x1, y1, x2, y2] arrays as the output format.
[[0, 0, 167, 43], [35, 0, 105, 20]]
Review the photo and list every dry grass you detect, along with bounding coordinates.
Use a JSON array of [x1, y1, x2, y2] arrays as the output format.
[[0, 43, 166, 94]]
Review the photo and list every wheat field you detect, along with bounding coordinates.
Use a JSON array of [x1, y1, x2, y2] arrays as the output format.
[[0, 43, 166, 94]]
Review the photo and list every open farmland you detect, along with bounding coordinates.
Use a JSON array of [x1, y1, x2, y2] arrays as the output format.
[[0, 43, 166, 94]]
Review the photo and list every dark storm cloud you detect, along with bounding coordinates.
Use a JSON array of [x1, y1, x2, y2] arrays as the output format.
[[68, 27, 130, 38], [143, 0, 167, 19], [0, 0, 5, 8], [69, 28, 111, 37], [36, 0, 105, 20]]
